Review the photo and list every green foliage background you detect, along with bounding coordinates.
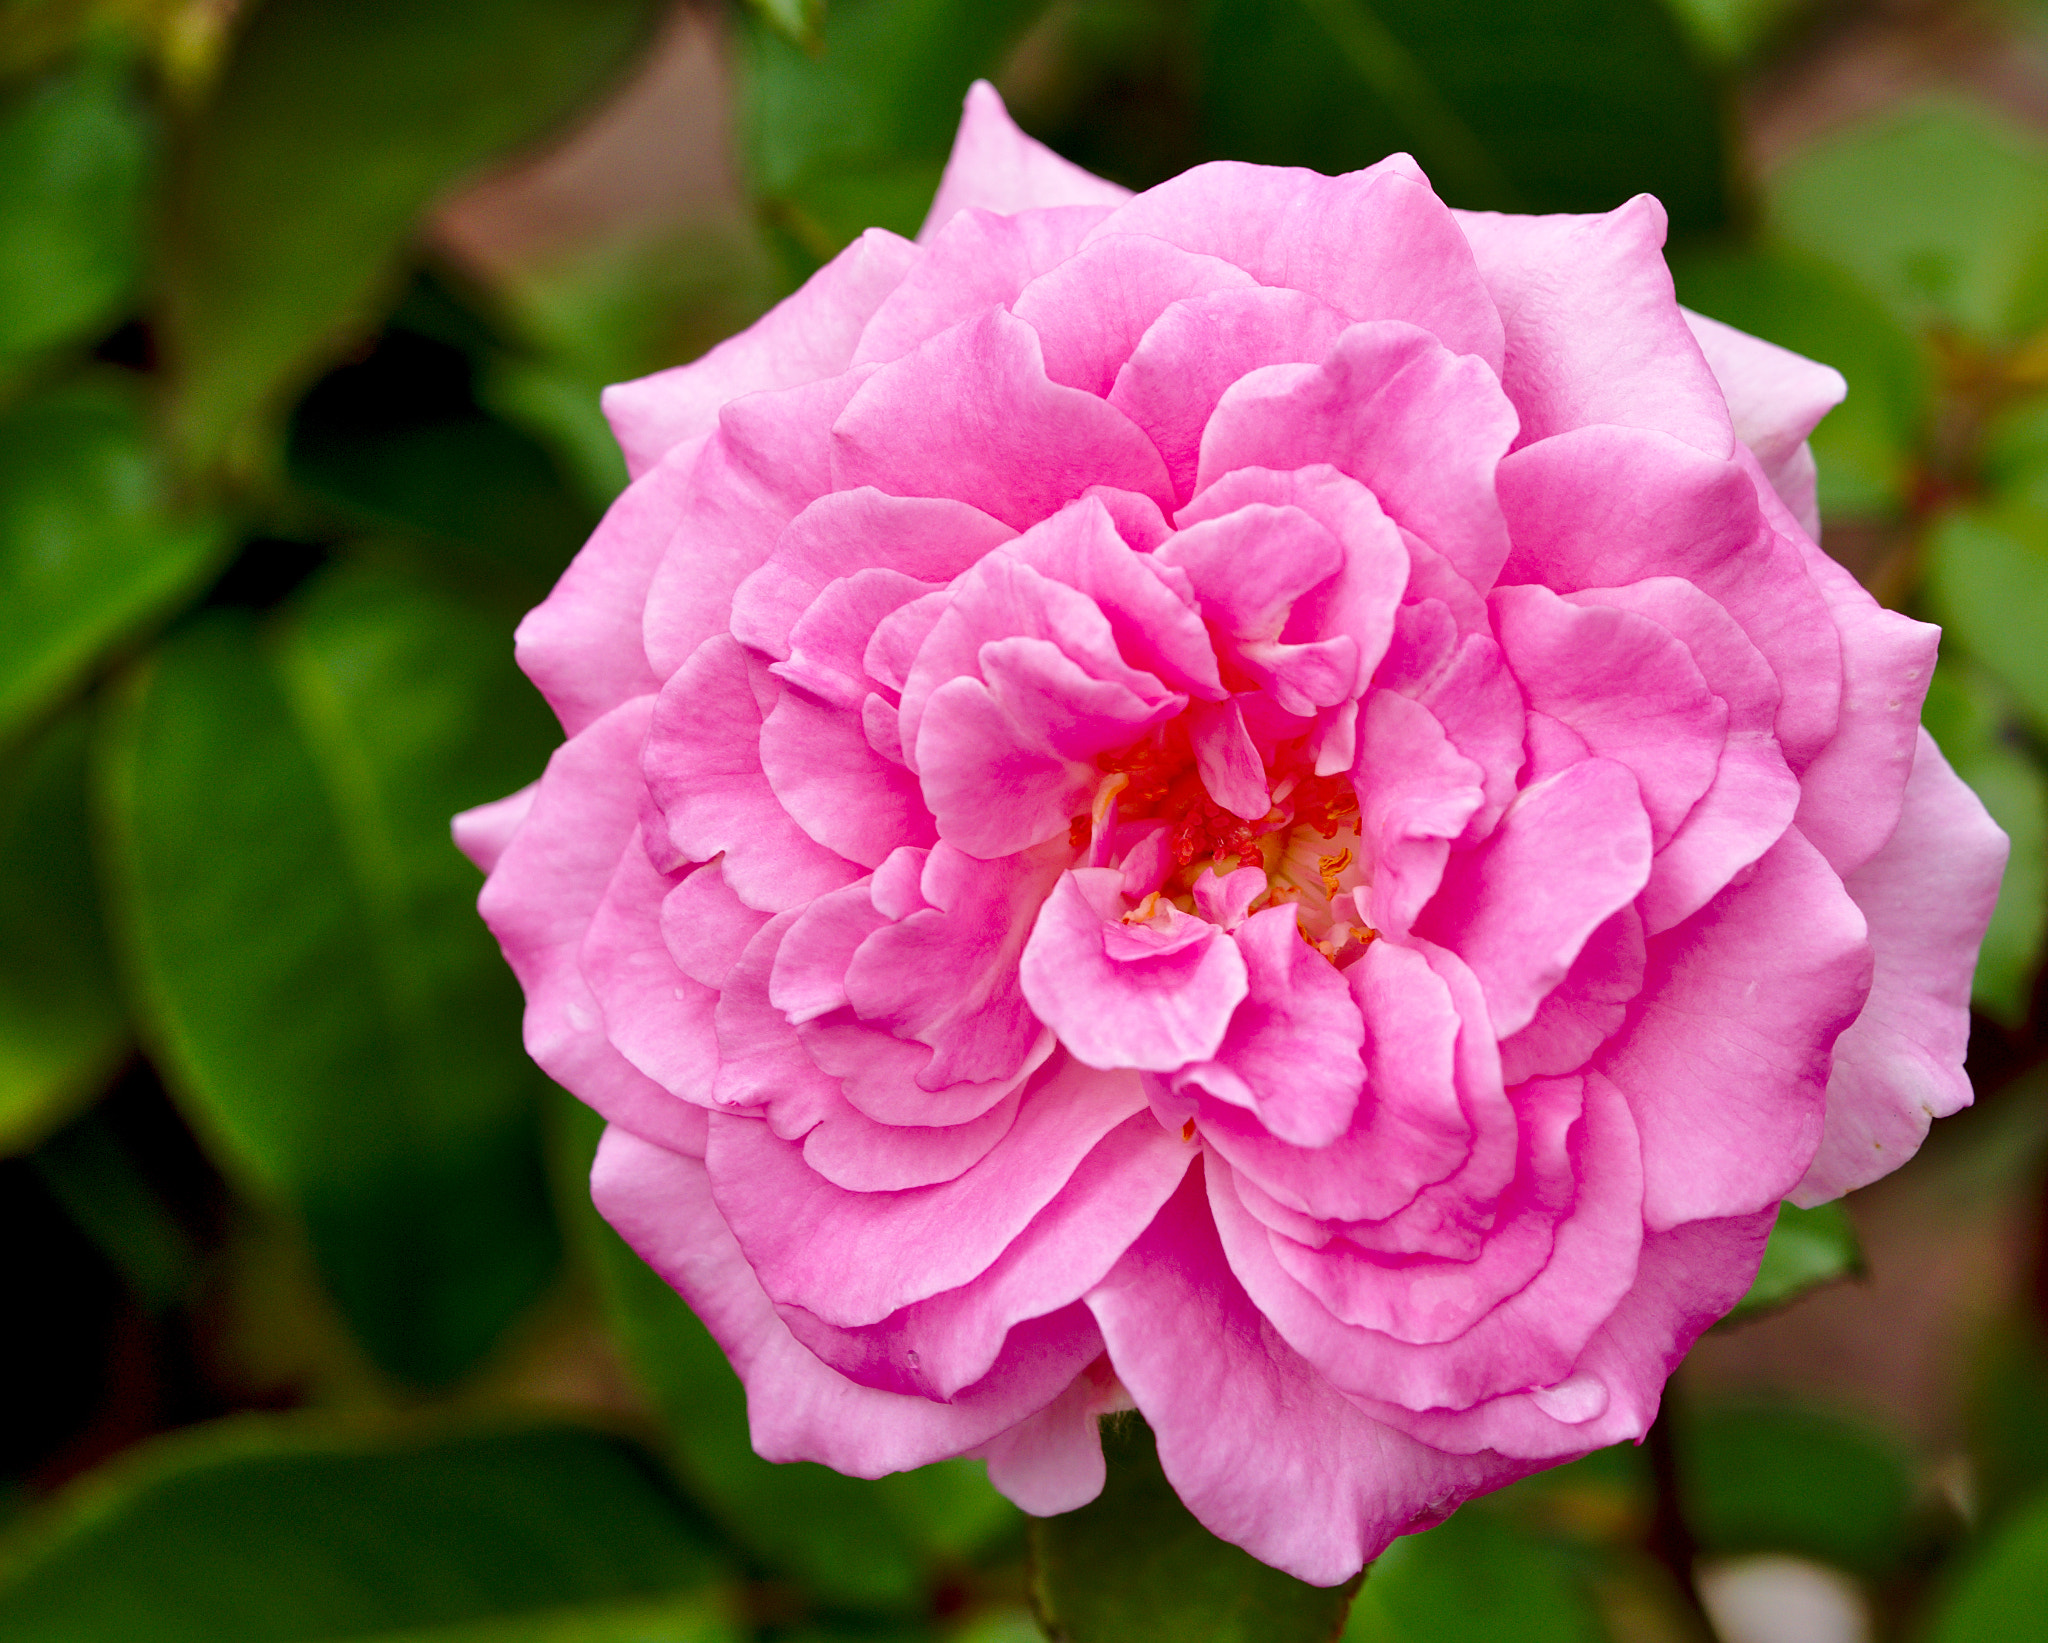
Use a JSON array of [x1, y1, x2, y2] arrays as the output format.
[[2, 1, 2047, 1638]]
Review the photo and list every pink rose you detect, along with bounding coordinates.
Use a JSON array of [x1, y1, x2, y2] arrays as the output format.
[[458, 84, 2006, 1583]]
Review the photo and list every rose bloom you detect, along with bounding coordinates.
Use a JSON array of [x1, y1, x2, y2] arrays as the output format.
[[458, 85, 2006, 1583]]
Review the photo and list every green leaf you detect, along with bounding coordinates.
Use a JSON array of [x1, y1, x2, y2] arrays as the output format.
[[0, 704, 125, 1154], [1722, 1200, 1864, 1325], [1768, 98, 2048, 342], [744, 0, 825, 53], [554, 1096, 1017, 1612], [1919, 661, 2048, 1023], [1678, 1403, 1915, 1577], [96, 564, 565, 1384], [1341, 1507, 1604, 1643], [738, 0, 1053, 254], [0, 52, 153, 366], [1662, 0, 1805, 62], [1670, 242, 1931, 517], [343, 1595, 737, 1643], [1925, 506, 2048, 731], [0, 375, 230, 743], [1968, 1314, 2048, 1532], [1029, 1414, 1357, 1643], [1195, 0, 1731, 230], [1921, 1483, 2048, 1643], [30, 1106, 198, 1311], [162, 0, 669, 461], [0, 1418, 729, 1643]]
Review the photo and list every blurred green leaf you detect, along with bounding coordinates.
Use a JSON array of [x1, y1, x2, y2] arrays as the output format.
[[1926, 506, 2048, 731], [1671, 242, 1931, 516], [1196, 0, 1730, 230], [745, 0, 826, 53], [1678, 1402, 1915, 1577], [1921, 1483, 2048, 1643], [344, 1596, 736, 1643], [0, 52, 152, 365], [1341, 1507, 1604, 1643], [739, 0, 1052, 255], [0, 1418, 729, 1643], [97, 564, 564, 1384], [1768, 98, 2048, 342], [1722, 1200, 1863, 1324], [0, 704, 125, 1154], [1920, 661, 2048, 1023], [1663, 0, 1805, 62], [1968, 1314, 2048, 1533], [0, 375, 230, 743], [30, 1105, 198, 1311], [554, 1096, 1016, 1612], [1029, 1414, 1356, 1643], [162, 0, 669, 461]]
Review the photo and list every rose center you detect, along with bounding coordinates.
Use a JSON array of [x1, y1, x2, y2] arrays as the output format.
[[1077, 719, 1375, 962]]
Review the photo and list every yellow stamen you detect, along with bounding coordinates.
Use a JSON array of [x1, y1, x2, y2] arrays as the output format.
[[1180, 1118, 1197, 1143], [1317, 847, 1353, 901]]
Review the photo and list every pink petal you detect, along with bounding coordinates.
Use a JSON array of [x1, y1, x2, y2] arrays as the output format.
[[515, 435, 700, 735], [1371, 1207, 1773, 1462], [478, 697, 703, 1154], [1021, 869, 1251, 1070], [1085, 1166, 1527, 1586], [1003, 497, 1224, 700], [919, 81, 1131, 241], [1683, 308, 1844, 540], [859, 203, 1114, 366], [711, 910, 842, 1137], [642, 635, 863, 910], [579, 829, 714, 1102], [1497, 426, 1843, 771], [731, 488, 1013, 663], [800, 1082, 1024, 1192], [1786, 518, 1940, 877], [1092, 159, 1505, 370], [593, 1126, 1092, 1475], [760, 686, 937, 868], [1352, 692, 1486, 938], [1794, 730, 2006, 1202], [704, 1056, 1149, 1326], [783, 1110, 1192, 1397], [1600, 827, 1871, 1229], [453, 781, 536, 874], [1454, 197, 1732, 457], [1197, 322, 1517, 596], [642, 369, 877, 679], [1174, 904, 1365, 1147], [834, 307, 1174, 528], [1208, 1071, 1644, 1413], [843, 840, 1068, 1088], [1420, 758, 1653, 1037], [1492, 584, 1725, 847], [602, 228, 916, 478], [1110, 287, 1355, 501], [1012, 233, 1257, 396]]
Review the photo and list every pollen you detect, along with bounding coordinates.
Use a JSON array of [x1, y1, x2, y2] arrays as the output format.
[[1317, 846, 1354, 901], [1181, 1118, 1197, 1143]]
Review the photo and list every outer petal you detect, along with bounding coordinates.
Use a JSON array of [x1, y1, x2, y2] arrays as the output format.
[[705, 1057, 1149, 1327], [453, 781, 536, 875], [1454, 197, 1732, 457], [594, 1126, 1093, 1475], [602, 229, 915, 478], [1599, 828, 1871, 1229], [1794, 731, 2005, 1202], [515, 435, 700, 736], [1091, 158, 1506, 369], [1683, 308, 1844, 539], [918, 80, 1132, 242], [478, 697, 703, 1154], [1086, 1166, 1527, 1586]]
